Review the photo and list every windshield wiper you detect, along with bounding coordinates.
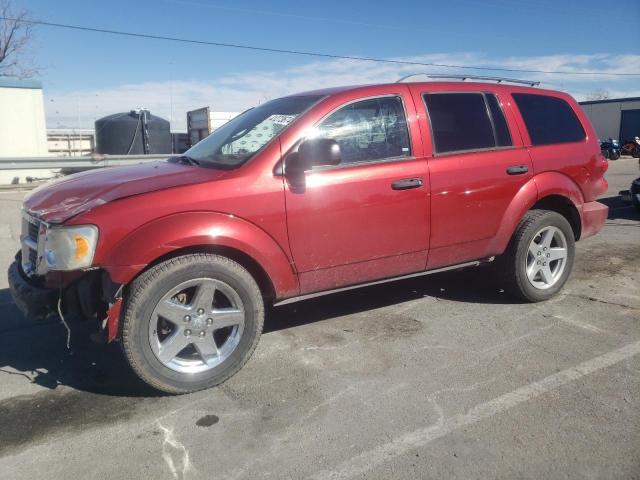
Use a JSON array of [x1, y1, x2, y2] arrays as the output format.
[[171, 155, 200, 166]]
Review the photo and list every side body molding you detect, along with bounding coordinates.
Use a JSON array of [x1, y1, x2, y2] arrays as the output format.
[[102, 211, 299, 299]]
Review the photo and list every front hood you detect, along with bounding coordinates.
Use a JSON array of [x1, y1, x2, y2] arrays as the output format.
[[25, 161, 230, 223]]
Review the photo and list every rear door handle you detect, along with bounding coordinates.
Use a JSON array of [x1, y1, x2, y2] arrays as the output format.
[[391, 178, 423, 190], [506, 165, 529, 175]]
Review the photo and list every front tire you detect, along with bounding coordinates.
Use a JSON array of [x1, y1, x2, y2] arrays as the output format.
[[499, 210, 575, 302], [120, 253, 264, 394]]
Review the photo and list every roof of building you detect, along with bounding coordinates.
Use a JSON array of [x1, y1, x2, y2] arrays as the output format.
[[579, 97, 640, 106], [0, 77, 43, 90]]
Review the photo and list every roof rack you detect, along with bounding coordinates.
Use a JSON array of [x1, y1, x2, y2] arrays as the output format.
[[396, 73, 540, 87]]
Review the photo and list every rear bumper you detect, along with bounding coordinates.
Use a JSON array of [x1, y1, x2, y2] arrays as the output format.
[[620, 189, 640, 205], [621, 177, 640, 206], [579, 201, 608, 240]]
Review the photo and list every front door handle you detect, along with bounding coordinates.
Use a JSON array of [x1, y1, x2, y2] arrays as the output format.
[[506, 165, 529, 175], [391, 178, 423, 190]]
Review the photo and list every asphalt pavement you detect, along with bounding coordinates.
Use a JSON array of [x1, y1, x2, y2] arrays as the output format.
[[0, 158, 638, 479]]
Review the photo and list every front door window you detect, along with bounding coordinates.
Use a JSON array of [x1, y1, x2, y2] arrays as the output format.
[[310, 96, 412, 164]]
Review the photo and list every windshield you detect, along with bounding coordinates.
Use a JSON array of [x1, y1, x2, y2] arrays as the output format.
[[182, 95, 324, 168]]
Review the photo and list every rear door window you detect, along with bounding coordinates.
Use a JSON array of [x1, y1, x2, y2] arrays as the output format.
[[423, 92, 512, 154], [512, 93, 585, 145]]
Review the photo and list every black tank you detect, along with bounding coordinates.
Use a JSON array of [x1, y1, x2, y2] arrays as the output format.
[[95, 110, 171, 154]]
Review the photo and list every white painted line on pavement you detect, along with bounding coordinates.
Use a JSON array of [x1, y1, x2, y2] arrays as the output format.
[[309, 340, 640, 480], [552, 314, 612, 335]]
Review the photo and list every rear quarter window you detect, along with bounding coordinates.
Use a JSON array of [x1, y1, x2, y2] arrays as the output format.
[[512, 93, 585, 146]]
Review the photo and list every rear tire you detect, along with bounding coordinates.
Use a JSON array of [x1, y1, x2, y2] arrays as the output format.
[[499, 210, 575, 302], [120, 253, 264, 394]]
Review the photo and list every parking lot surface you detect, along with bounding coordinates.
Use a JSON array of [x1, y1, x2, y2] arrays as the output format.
[[0, 158, 638, 479]]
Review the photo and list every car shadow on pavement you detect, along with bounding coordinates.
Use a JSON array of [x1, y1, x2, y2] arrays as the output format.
[[0, 288, 159, 398], [265, 265, 516, 333], [0, 265, 513, 395], [599, 195, 640, 221]]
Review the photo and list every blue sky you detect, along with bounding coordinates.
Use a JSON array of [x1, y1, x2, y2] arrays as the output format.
[[19, 0, 640, 130]]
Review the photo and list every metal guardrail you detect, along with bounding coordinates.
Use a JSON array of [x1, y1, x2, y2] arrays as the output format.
[[0, 154, 172, 170]]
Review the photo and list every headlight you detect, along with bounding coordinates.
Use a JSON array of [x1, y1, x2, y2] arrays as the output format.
[[44, 225, 99, 271]]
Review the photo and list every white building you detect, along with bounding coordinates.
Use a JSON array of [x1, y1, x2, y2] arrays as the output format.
[[0, 78, 48, 156], [579, 97, 640, 142]]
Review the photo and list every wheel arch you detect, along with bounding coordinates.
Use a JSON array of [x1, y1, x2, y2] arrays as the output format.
[[531, 195, 581, 240], [532, 171, 585, 241], [140, 244, 276, 301], [488, 172, 585, 255], [102, 211, 299, 300]]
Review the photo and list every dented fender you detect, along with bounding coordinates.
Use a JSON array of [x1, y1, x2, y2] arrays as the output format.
[[101, 211, 299, 299]]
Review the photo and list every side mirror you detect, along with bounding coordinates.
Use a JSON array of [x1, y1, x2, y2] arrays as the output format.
[[285, 138, 341, 175]]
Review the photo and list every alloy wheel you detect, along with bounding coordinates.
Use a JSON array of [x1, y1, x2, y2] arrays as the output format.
[[148, 278, 245, 373], [525, 226, 568, 290]]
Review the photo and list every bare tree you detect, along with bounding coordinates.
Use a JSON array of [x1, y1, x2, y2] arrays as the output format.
[[585, 89, 611, 101], [0, 0, 38, 78]]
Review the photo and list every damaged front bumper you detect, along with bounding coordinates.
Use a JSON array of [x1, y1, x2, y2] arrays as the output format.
[[8, 252, 123, 341], [8, 256, 58, 320]]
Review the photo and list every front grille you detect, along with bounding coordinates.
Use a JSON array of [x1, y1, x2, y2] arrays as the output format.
[[27, 220, 39, 241], [21, 213, 44, 276], [28, 248, 37, 266]]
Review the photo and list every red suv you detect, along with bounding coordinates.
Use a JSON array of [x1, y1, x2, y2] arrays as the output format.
[[9, 80, 609, 393]]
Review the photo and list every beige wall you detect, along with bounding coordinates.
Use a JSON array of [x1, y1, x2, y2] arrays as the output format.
[[0, 85, 48, 156]]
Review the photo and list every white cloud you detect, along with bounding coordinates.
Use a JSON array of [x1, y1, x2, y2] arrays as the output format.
[[44, 52, 640, 131]]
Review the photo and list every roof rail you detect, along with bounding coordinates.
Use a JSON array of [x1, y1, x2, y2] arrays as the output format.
[[396, 73, 540, 87]]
